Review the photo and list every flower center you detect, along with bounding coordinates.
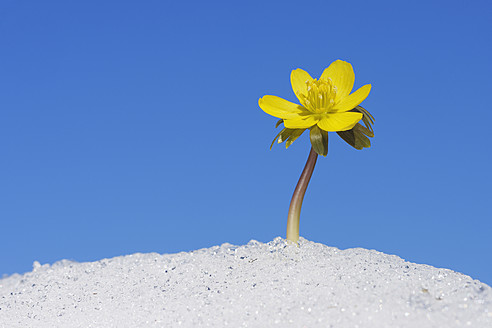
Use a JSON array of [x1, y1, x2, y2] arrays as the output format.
[[299, 78, 337, 113]]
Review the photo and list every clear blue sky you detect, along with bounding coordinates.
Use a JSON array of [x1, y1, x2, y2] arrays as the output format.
[[1, 0, 491, 285]]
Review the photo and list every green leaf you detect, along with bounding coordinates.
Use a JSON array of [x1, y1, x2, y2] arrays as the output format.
[[309, 125, 328, 156], [285, 129, 305, 148], [337, 123, 372, 150], [353, 125, 372, 148], [355, 105, 375, 125], [337, 129, 358, 150], [270, 117, 305, 150], [270, 128, 305, 150], [278, 128, 295, 143], [357, 122, 374, 138], [353, 105, 374, 135], [270, 128, 285, 150], [338, 105, 375, 150]]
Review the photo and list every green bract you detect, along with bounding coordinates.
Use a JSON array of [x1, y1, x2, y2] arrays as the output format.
[[272, 104, 374, 156], [337, 106, 375, 150]]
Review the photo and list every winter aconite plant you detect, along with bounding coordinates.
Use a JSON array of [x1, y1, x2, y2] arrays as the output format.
[[259, 59, 374, 243]]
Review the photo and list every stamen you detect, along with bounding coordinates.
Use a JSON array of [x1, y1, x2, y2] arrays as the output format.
[[301, 78, 337, 113]]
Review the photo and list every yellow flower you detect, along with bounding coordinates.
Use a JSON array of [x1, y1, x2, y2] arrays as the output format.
[[259, 60, 371, 132]]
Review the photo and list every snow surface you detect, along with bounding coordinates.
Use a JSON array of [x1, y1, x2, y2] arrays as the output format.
[[1, 238, 491, 328]]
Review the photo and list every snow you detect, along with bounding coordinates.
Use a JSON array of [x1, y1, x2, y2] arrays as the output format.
[[1, 237, 491, 328]]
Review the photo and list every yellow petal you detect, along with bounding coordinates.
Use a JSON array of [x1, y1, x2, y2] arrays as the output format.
[[284, 115, 319, 129], [258, 95, 306, 119], [320, 60, 355, 102], [317, 112, 363, 132], [332, 84, 371, 112], [291, 68, 313, 106]]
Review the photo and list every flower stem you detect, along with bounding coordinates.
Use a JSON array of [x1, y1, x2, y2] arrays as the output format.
[[286, 147, 318, 243]]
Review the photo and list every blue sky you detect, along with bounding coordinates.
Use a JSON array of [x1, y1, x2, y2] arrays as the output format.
[[1, 0, 491, 285]]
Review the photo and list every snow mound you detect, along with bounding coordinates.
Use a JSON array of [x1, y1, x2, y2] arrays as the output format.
[[1, 238, 491, 327]]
